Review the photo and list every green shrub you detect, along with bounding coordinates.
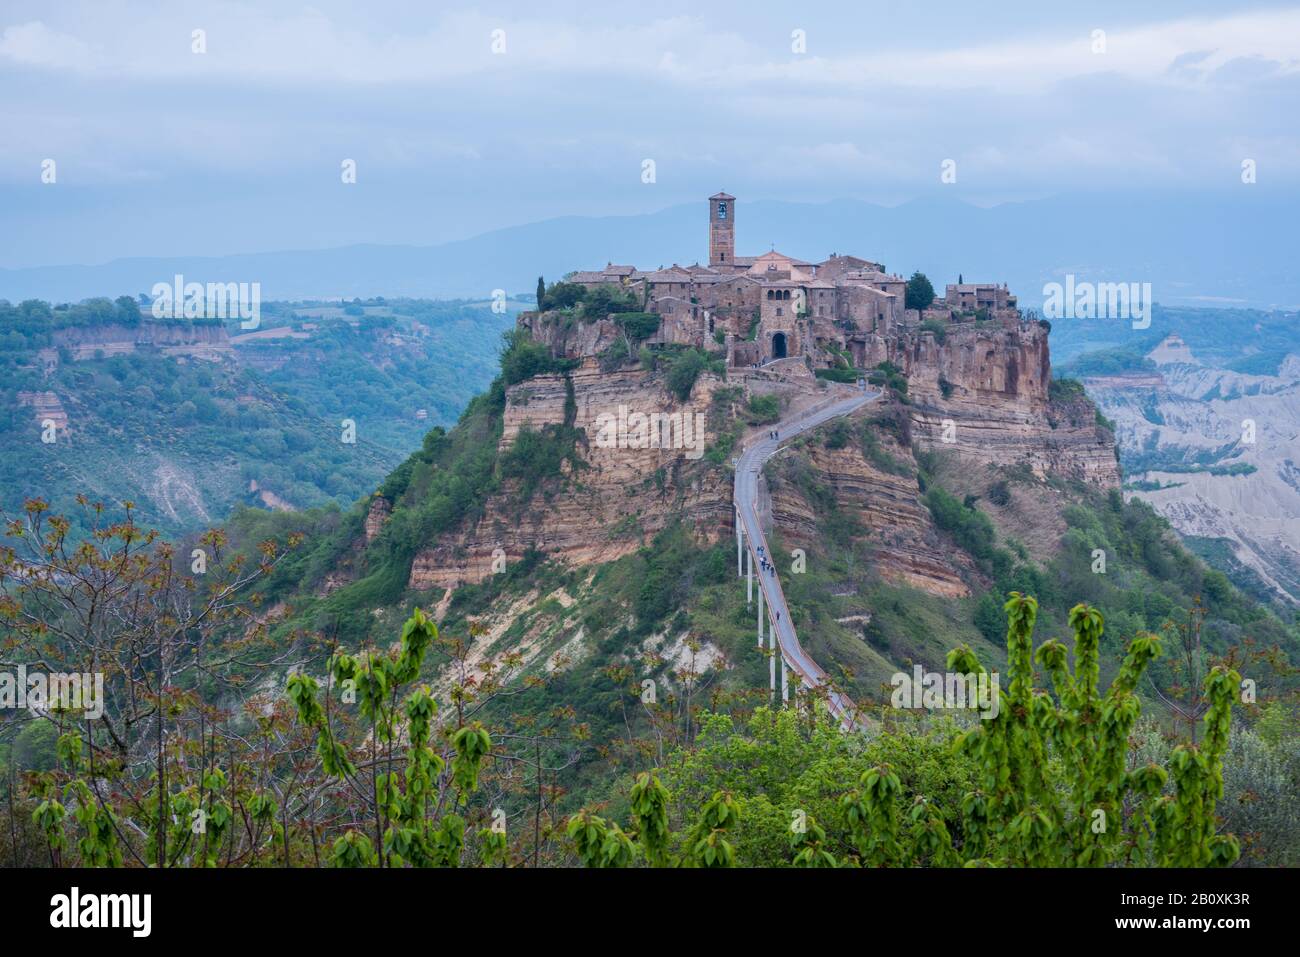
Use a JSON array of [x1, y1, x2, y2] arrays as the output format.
[[746, 394, 780, 424], [665, 349, 708, 401], [616, 311, 661, 340], [823, 419, 852, 450], [499, 329, 565, 386], [815, 367, 859, 384], [924, 484, 996, 560], [1049, 377, 1087, 402], [919, 318, 947, 343]]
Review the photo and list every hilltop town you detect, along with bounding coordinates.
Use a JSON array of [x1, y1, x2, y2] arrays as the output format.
[[548, 191, 1019, 370], [402, 194, 1118, 601]]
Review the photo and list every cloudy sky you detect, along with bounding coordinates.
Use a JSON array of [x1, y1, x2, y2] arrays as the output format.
[[2, 0, 1298, 268]]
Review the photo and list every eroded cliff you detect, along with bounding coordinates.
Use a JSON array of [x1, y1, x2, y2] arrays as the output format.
[[396, 314, 1119, 605]]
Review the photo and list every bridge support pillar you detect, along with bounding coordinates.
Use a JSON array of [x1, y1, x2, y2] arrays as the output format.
[[735, 510, 742, 577], [781, 655, 788, 704], [746, 548, 752, 606], [768, 616, 776, 697], [757, 585, 764, 649]]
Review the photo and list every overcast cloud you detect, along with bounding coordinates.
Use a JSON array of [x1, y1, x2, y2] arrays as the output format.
[[1, 0, 1297, 267]]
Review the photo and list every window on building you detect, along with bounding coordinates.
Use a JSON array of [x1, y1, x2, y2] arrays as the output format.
[[717, 202, 727, 219]]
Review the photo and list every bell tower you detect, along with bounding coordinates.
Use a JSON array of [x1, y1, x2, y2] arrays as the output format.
[[709, 192, 735, 268]]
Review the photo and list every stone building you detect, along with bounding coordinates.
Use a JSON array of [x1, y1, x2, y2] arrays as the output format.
[[942, 282, 1018, 317], [563, 192, 1020, 368]]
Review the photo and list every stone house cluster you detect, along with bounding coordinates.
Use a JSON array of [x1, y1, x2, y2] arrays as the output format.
[[565, 192, 1020, 369]]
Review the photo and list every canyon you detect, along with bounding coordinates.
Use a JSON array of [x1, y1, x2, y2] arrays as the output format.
[[1085, 334, 1300, 603]]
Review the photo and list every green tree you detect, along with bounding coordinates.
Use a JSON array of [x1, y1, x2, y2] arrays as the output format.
[[665, 349, 707, 401], [286, 608, 496, 867], [566, 771, 740, 868], [905, 272, 936, 312]]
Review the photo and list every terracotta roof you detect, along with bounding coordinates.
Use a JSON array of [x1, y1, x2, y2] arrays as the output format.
[[846, 285, 896, 299], [643, 267, 693, 281], [746, 250, 814, 269]]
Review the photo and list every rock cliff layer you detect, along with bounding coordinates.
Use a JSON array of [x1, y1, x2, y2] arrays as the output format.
[[404, 315, 1120, 598]]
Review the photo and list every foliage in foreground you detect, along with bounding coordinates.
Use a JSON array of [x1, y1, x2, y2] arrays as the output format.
[[567, 593, 1243, 867], [0, 496, 1251, 868]]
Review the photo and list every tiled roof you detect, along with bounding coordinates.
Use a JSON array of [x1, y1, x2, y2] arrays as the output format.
[[643, 267, 693, 281]]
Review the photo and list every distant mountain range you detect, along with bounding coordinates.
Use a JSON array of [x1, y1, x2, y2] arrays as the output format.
[[3, 192, 1297, 308]]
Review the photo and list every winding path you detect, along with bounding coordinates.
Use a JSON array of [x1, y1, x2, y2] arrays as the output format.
[[734, 384, 881, 729]]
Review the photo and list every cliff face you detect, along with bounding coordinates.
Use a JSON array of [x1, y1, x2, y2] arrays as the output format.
[[515, 312, 624, 360], [1086, 351, 1300, 603], [868, 320, 1120, 488], [410, 360, 731, 591], [403, 314, 1120, 598], [53, 321, 231, 360], [769, 437, 973, 598]]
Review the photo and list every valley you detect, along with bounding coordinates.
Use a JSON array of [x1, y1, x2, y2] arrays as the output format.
[[0, 295, 521, 537], [1058, 307, 1300, 606]]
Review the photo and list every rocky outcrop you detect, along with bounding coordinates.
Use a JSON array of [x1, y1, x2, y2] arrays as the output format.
[[365, 497, 391, 543], [16, 391, 70, 433], [1086, 343, 1300, 602], [248, 480, 295, 513], [406, 315, 1120, 595], [53, 321, 231, 360], [769, 437, 972, 598], [516, 312, 624, 360], [409, 360, 731, 590], [888, 321, 1119, 488]]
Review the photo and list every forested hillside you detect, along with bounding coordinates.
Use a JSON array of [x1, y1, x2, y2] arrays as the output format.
[[0, 296, 519, 537]]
